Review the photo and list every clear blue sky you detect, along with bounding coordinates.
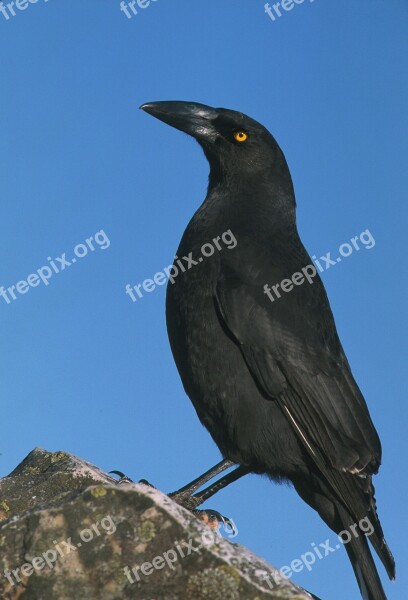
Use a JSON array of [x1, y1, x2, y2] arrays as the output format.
[[1, 1, 407, 598]]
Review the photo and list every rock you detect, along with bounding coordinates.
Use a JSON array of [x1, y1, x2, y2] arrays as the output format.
[[0, 449, 319, 599]]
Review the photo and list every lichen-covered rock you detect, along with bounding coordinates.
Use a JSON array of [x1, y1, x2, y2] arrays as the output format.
[[0, 448, 113, 521], [0, 449, 318, 599]]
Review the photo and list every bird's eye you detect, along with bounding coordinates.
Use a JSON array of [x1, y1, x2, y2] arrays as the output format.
[[233, 131, 248, 143]]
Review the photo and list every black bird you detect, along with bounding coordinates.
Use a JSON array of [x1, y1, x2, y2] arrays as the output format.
[[140, 101, 395, 600]]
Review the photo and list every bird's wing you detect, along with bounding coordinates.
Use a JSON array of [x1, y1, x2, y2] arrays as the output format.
[[214, 241, 381, 477]]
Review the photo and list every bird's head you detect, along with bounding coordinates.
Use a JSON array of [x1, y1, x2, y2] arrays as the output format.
[[140, 101, 291, 187]]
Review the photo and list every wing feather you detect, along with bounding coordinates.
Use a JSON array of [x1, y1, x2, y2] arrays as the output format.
[[215, 243, 381, 476]]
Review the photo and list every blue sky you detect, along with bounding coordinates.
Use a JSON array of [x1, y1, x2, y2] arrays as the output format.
[[1, 1, 407, 598]]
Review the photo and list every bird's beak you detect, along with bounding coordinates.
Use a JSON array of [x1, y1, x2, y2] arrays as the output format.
[[140, 101, 219, 140]]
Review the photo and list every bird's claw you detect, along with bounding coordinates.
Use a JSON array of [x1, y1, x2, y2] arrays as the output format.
[[193, 509, 237, 535], [138, 478, 156, 488], [109, 471, 157, 488], [109, 470, 134, 484]]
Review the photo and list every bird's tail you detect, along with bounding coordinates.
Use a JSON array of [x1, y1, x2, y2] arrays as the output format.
[[336, 501, 395, 600], [293, 472, 395, 600]]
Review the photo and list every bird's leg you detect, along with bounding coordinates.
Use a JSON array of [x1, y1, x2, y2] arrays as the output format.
[[168, 459, 235, 505], [110, 459, 235, 492], [191, 465, 250, 507], [171, 464, 250, 511]]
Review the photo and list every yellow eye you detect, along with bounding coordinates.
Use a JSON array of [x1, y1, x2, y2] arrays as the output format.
[[233, 131, 248, 143]]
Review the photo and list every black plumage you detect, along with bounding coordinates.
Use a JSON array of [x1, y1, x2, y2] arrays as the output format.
[[141, 101, 395, 600]]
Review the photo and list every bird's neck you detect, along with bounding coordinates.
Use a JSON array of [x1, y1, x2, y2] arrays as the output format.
[[205, 168, 297, 231]]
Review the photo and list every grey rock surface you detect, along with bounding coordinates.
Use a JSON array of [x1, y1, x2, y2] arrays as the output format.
[[0, 449, 318, 599]]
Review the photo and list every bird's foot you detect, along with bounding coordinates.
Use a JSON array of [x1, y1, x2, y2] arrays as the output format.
[[138, 478, 156, 488], [110, 473, 235, 534], [193, 509, 237, 535], [168, 490, 202, 511], [169, 491, 236, 534], [109, 470, 134, 484], [109, 471, 156, 488]]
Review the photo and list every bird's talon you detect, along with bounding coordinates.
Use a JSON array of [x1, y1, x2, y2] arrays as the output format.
[[109, 470, 134, 483], [193, 509, 234, 533], [138, 478, 155, 488]]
